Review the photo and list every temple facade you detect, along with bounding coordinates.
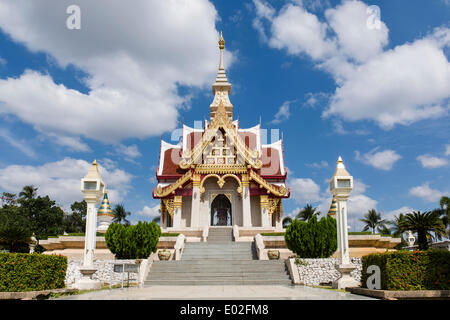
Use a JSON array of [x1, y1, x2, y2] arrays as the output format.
[[153, 33, 289, 231]]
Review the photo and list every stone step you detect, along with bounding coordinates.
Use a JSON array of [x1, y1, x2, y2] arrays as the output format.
[[153, 260, 283, 265], [150, 267, 286, 273], [147, 275, 290, 281], [145, 279, 293, 286]]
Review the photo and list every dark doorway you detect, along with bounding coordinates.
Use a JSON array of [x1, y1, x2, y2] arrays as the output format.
[[211, 194, 232, 226]]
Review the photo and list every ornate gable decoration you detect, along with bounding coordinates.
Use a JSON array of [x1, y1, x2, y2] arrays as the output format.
[[179, 101, 262, 170]]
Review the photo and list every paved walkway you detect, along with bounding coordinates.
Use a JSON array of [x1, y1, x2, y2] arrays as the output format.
[[53, 285, 376, 300]]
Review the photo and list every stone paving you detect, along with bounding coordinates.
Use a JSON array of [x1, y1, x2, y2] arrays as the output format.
[[52, 285, 376, 300]]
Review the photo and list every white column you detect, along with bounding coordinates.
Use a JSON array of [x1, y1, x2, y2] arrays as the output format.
[[172, 196, 182, 229], [242, 186, 252, 227], [340, 200, 350, 265], [260, 195, 270, 227], [191, 186, 201, 227], [275, 213, 282, 230], [83, 200, 98, 267]]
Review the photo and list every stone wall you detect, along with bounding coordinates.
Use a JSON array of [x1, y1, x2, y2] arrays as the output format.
[[66, 259, 139, 286], [296, 258, 362, 286]]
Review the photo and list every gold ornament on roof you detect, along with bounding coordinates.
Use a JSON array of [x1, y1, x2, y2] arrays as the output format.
[[219, 31, 225, 49]]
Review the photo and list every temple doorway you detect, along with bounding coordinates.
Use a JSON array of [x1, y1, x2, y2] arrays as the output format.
[[210, 194, 232, 226]]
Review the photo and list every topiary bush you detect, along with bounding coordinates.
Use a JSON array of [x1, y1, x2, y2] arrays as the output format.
[[284, 215, 337, 258], [105, 221, 161, 259], [0, 253, 67, 292], [361, 250, 450, 290]]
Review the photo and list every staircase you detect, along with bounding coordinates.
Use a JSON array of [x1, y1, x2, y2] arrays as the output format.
[[145, 227, 292, 286]]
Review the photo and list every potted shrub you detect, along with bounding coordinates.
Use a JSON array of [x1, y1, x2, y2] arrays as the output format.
[[158, 249, 171, 261], [267, 250, 280, 260]]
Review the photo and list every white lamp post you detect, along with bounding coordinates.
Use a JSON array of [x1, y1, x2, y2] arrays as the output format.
[[74, 160, 105, 290], [329, 156, 359, 289]]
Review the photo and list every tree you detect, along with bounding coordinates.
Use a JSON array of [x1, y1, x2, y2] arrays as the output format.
[[400, 211, 446, 250], [63, 200, 87, 233], [285, 215, 337, 258], [18, 185, 38, 201], [389, 213, 406, 238], [282, 216, 292, 228], [0, 205, 32, 252], [296, 204, 320, 222], [1, 192, 17, 207], [438, 196, 450, 236], [113, 203, 131, 225], [360, 209, 388, 234]]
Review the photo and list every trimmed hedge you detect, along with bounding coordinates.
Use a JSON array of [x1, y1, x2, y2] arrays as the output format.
[[362, 250, 450, 290], [105, 221, 161, 259], [284, 215, 337, 258], [0, 253, 67, 292], [260, 232, 285, 236]]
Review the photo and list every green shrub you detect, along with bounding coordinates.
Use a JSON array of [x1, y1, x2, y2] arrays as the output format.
[[284, 215, 337, 258], [0, 253, 67, 292], [161, 233, 180, 237], [260, 232, 285, 236], [105, 222, 161, 259], [361, 250, 450, 290]]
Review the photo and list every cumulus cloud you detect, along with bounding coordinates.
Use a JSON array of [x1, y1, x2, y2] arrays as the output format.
[[417, 154, 448, 168], [136, 204, 161, 219], [288, 177, 322, 204], [355, 148, 401, 171], [252, 0, 450, 129], [409, 183, 447, 203], [271, 101, 291, 124], [305, 160, 328, 169], [0, 0, 233, 147], [0, 158, 132, 209]]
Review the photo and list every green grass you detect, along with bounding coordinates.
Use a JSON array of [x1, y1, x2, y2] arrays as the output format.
[[260, 232, 285, 236], [161, 233, 180, 237], [312, 285, 347, 293]]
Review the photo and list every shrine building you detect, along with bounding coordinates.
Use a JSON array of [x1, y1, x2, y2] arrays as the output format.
[[153, 33, 290, 232]]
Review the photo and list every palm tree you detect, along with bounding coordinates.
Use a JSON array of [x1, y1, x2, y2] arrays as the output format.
[[152, 216, 160, 224], [112, 204, 131, 225], [378, 225, 392, 236], [438, 196, 450, 236], [400, 211, 446, 250], [282, 216, 292, 228], [389, 213, 407, 238], [18, 185, 37, 200], [360, 209, 387, 234], [296, 204, 320, 221]]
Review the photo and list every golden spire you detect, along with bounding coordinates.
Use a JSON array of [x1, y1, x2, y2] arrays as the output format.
[[219, 31, 225, 49]]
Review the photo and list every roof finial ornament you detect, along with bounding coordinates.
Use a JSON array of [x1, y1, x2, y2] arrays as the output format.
[[219, 30, 225, 49]]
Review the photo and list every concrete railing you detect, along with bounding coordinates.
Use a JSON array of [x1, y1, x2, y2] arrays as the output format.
[[232, 225, 239, 241], [173, 234, 186, 260], [202, 226, 209, 242], [254, 234, 268, 260], [138, 252, 158, 287], [285, 258, 302, 285]]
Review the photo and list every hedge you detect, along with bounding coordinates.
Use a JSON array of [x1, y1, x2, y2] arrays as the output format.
[[284, 215, 337, 258], [361, 250, 450, 290], [105, 221, 161, 259], [0, 253, 67, 292]]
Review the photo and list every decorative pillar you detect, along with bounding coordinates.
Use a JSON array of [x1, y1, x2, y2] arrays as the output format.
[[191, 173, 201, 227], [260, 195, 270, 227], [29, 234, 36, 254], [172, 195, 182, 228], [76, 160, 104, 290], [329, 156, 359, 289], [242, 174, 252, 227]]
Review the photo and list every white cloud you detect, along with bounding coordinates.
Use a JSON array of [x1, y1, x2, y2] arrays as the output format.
[[0, 158, 132, 209], [355, 148, 401, 171], [409, 183, 446, 203], [417, 154, 448, 168], [383, 206, 415, 222], [136, 204, 160, 219], [288, 177, 322, 204], [445, 145, 450, 156], [305, 160, 328, 169], [47, 133, 91, 152], [252, 0, 450, 130], [0, 56, 6, 65], [114, 144, 141, 159], [271, 101, 291, 124], [0, 0, 233, 146], [0, 128, 36, 157]]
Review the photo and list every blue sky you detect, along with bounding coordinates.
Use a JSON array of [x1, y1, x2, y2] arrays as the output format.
[[0, 0, 448, 231]]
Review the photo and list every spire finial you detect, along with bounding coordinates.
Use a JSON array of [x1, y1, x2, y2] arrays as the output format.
[[219, 31, 225, 49]]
